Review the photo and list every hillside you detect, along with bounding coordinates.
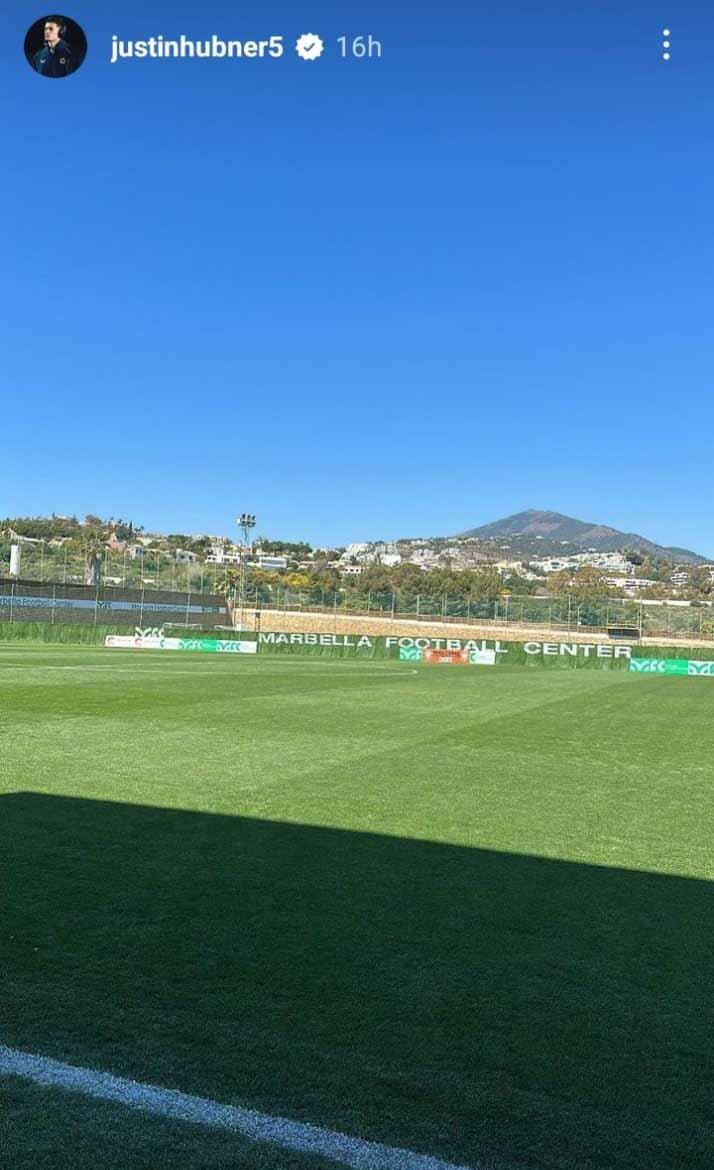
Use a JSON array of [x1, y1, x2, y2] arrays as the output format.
[[456, 510, 706, 563]]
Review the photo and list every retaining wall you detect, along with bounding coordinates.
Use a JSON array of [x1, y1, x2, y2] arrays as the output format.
[[243, 608, 714, 650]]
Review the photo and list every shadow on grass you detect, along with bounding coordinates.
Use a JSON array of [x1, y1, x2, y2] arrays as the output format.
[[2, 792, 712, 1170]]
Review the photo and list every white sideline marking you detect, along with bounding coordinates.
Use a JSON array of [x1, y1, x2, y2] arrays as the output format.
[[0, 1045, 476, 1170]]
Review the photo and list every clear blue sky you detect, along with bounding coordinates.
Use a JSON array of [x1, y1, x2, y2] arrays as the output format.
[[3, 1, 713, 553]]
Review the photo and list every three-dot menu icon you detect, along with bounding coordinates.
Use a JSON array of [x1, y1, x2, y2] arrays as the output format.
[[662, 28, 671, 60]]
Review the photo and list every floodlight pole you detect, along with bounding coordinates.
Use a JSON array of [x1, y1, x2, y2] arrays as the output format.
[[235, 513, 256, 630]]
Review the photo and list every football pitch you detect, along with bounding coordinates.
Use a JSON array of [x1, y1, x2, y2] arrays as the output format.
[[2, 644, 712, 1170]]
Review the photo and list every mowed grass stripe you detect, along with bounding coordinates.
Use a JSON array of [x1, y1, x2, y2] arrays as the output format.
[[0, 654, 631, 836]]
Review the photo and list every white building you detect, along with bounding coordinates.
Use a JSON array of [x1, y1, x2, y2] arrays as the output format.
[[344, 542, 370, 559], [205, 538, 242, 566], [533, 551, 634, 575], [533, 557, 573, 574], [206, 549, 242, 566], [572, 551, 631, 573], [253, 555, 288, 571], [405, 547, 437, 568], [605, 576, 658, 594]]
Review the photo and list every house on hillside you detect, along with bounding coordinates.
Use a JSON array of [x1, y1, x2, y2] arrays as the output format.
[[252, 555, 288, 570], [605, 577, 658, 594]]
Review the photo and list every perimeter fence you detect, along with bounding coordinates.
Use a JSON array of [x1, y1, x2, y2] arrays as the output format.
[[1, 572, 712, 642], [0, 544, 224, 594], [237, 586, 714, 642], [0, 578, 228, 628]]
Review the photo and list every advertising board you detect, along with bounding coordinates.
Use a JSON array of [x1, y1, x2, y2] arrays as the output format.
[[630, 658, 714, 676], [105, 635, 257, 654]]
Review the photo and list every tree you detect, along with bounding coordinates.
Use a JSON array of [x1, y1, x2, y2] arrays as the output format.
[[467, 567, 503, 602], [637, 583, 672, 600], [624, 550, 644, 566], [256, 539, 313, 559], [189, 536, 212, 553], [391, 563, 428, 597], [216, 569, 239, 595], [307, 564, 341, 591], [546, 570, 573, 596], [82, 531, 104, 586], [357, 565, 394, 594], [547, 566, 617, 603], [284, 572, 311, 589], [684, 567, 713, 597]]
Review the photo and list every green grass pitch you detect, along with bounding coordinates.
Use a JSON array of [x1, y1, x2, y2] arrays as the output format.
[[2, 644, 713, 1170]]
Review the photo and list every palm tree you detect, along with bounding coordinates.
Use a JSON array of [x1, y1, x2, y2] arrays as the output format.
[[82, 528, 104, 586]]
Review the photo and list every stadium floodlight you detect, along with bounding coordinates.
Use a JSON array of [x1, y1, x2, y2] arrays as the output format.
[[234, 513, 256, 629], [236, 513, 256, 547]]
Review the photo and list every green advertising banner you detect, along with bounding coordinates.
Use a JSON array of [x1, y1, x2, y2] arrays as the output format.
[[256, 631, 382, 658], [398, 646, 423, 661], [6, 621, 714, 674], [257, 632, 713, 671], [177, 638, 257, 654], [630, 658, 714, 676], [104, 635, 257, 654]]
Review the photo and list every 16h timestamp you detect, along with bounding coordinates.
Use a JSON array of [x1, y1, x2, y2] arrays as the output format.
[[337, 35, 382, 59]]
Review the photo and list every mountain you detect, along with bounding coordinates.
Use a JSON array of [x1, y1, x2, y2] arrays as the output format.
[[456, 510, 707, 563]]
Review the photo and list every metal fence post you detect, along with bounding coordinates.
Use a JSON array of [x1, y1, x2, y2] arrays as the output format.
[[10, 580, 14, 624]]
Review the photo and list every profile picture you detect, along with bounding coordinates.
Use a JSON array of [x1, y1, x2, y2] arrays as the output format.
[[24, 15, 87, 78]]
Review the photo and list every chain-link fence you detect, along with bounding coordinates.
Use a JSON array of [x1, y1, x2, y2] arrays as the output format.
[[238, 585, 714, 641], [2, 565, 712, 641], [0, 544, 225, 594]]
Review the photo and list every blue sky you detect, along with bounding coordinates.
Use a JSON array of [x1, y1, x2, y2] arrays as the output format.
[[3, 1, 713, 552]]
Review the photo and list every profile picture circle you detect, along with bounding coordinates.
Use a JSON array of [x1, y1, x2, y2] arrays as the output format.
[[24, 15, 87, 78]]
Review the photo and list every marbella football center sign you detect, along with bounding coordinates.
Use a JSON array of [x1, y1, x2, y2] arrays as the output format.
[[258, 632, 633, 655]]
